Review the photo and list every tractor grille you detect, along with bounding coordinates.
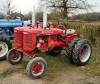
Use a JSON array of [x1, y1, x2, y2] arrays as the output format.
[[14, 31, 23, 48], [23, 32, 36, 52], [23, 34, 32, 49]]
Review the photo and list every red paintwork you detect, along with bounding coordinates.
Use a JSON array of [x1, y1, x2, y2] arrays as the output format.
[[23, 28, 38, 52], [66, 34, 79, 46], [14, 27, 24, 49], [80, 49, 84, 56], [80, 47, 87, 58], [32, 62, 42, 74], [14, 25, 80, 58], [37, 42, 48, 52], [48, 37, 66, 48], [24, 52, 38, 59]]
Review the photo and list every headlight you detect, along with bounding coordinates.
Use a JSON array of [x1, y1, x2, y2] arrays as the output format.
[[66, 29, 76, 34]]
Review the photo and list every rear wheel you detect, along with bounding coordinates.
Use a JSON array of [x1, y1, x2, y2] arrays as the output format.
[[7, 49, 23, 65], [65, 38, 80, 63], [26, 57, 47, 79], [72, 39, 92, 66], [0, 41, 9, 60]]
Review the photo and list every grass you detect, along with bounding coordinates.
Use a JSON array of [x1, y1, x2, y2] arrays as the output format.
[[44, 47, 99, 79], [22, 47, 100, 81], [0, 48, 99, 80]]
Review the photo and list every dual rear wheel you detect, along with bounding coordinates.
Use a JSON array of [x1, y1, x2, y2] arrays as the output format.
[[66, 39, 92, 66]]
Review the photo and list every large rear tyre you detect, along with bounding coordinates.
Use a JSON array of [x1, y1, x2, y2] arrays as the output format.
[[7, 49, 23, 65], [26, 57, 47, 79], [65, 38, 80, 63], [0, 41, 10, 60], [72, 39, 92, 66]]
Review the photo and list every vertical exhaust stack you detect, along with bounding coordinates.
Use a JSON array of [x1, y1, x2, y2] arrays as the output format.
[[32, 6, 36, 27], [43, 6, 47, 28]]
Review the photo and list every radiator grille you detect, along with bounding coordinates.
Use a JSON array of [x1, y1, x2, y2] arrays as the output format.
[[14, 31, 23, 48], [23, 34, 32, 48], [23, 32, 36, 52]]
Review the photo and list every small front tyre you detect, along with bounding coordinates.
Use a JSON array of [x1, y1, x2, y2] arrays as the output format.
[[72, 39, 92, 66], [7, 49, 23, 65], [26, 57, 47, 79]]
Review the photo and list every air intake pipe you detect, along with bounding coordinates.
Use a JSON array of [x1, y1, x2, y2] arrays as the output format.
[[43, 6, 47, 28], [32, 6, 36, 27], [32, 5, 47, 28]]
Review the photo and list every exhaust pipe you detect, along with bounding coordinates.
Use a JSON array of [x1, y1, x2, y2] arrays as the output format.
[[32, 6, 36, 27], [43, 6, 47, 28]]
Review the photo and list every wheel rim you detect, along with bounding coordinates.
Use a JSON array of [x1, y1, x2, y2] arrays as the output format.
[[10, 50, 21, 62], [80, 44, 91, 63], [31, 62, 44, 76], [0, 42, 8, 58]]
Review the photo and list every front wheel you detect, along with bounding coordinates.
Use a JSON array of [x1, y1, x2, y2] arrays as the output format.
[[0, 41, 9, 60], [7, 49, 23, 65], [26, 57, 47, 79], [72, 39, 92, 66]]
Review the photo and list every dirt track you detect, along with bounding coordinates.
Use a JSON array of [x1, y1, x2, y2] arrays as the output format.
[[0, 61, 100, 84]]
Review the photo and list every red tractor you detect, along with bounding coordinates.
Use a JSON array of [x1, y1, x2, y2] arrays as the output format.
[[6, 8, 92, 79], [6, 24, 92, 79]]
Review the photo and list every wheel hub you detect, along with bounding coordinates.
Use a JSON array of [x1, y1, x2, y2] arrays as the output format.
[[32, 62, 42, 74], [80, 49, 86, 56], [12, 55, 19, 60], [11, 51, 20, 60], [9, 50, 22, 63]]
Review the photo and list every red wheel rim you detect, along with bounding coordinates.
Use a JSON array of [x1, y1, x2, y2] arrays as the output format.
[[32, 62, 43, 74], [79, 44, 91, 62], [11, 50, 20, 61], [80, 49, 86, 57]]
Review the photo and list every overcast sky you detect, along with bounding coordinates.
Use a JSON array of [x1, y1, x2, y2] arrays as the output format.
[[12, 0, 41, 14], [0, 0, 100, 14]]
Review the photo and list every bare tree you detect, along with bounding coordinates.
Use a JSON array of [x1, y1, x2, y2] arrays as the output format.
[[42, 0, 89, 18]]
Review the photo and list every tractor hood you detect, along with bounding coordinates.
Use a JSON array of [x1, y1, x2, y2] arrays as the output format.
[[23, 27, 64, 36]]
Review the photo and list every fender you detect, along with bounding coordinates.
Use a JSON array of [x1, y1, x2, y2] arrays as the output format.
[[66, 34, 80, 46]]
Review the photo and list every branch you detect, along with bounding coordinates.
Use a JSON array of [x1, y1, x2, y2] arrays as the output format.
[[67, 6, 86, 9], [49, 5, 86, 9]]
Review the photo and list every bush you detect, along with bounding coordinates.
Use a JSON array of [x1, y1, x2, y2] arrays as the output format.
[[68, 22, 100, 48]]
